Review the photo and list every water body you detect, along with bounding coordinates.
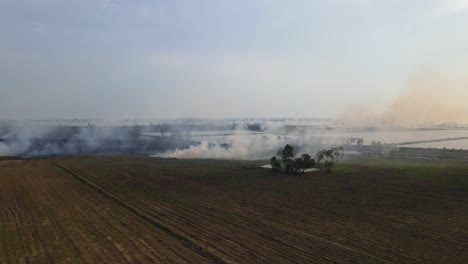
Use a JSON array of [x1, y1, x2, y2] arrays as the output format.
[[143, 127, 468, 150], [402, 139, 468, 150], [188, 129, 468, 150], [306, 129, 468, 145]]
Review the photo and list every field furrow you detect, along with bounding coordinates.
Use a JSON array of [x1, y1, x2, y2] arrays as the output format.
[[1, 155, 467, 263]]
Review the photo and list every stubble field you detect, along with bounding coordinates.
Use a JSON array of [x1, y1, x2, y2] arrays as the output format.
[[0, 155, 467, 263]]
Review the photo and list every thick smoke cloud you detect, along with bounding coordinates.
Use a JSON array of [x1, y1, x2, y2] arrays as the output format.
[[156, 141, 251, 160], [337, 69, 468, 126], [1, 120, 343, 159], [153, 126, 344, 160], [0, 122, 153, 157]]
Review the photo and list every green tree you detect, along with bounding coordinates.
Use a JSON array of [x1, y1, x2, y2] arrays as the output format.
[[269, 156, 282, 172], [293, 154, 316, 174], [271, 145, 316, 175], [300, 154, 316, 173], [281, 144, 295, 173], [316, 147, 344, 173]]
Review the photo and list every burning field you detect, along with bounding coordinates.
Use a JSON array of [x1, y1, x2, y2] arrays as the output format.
[[1, 155, 467, 263]]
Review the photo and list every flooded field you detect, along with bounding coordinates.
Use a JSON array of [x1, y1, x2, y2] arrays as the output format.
[[306, 129, 468, 145], [403, 139, 468, 149], [186, 128, 468, 150]]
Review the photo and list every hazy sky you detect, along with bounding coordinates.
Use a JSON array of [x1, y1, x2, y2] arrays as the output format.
[[1, 0, 468, 119]]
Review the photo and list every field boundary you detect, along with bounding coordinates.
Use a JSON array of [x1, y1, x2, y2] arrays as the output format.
[[51, 161, 226, 264]]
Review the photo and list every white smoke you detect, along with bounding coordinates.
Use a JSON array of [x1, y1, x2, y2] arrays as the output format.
[[155, 141, 250, 159], [0, 121, 149, 157], [152, 126, 344, 160], [337, 68, 468, 127]]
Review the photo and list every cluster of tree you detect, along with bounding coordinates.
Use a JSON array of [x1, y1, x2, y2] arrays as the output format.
[[269, 144, 315, 174], [315, 147, 344, 173], [270, 145, 344, 174]]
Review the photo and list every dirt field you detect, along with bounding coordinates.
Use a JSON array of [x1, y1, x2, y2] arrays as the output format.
[[1, 155, 467, 263]]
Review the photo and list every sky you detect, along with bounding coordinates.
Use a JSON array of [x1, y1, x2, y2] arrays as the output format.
[[1, 0, 468, 120]]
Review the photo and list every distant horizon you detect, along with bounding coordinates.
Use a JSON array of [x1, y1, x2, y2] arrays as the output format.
[[1, 117, 468, 129]]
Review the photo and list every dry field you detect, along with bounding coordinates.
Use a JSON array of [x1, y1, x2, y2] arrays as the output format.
[[0, 155, 467, 263]]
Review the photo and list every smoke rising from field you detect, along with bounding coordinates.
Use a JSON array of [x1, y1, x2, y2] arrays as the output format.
[[0, 118, 346, 159], [6, 67, 468, 160], [152, 127, 343, 160], [158, 141, 251, 160], [0, 122, 153, 157], [337, 69, 468, 126]]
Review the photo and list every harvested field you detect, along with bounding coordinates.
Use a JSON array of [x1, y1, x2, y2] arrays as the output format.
[[1, 155, 467, 263]]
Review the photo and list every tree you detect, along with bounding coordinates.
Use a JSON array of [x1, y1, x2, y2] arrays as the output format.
[[357, 138, 364, 146], [300, 154, 316, 173], [281, 144, 294, 161], [293, 157, 303, 173], [270, 145, 316, 175], [269, 156, 282, 172], [316, 147, 344, 173], [293, 154, 316, 174], [281, 144, 295, 173]]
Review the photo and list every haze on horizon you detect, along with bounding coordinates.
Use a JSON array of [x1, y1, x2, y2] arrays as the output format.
[[1, 0, 468, 122]]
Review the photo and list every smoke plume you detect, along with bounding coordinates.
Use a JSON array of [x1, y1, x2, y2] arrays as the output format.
[[153, 127, 343, 160], [337, 69, 468, 126]]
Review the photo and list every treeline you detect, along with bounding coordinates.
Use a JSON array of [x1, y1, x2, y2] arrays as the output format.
[[270, 145, 344, 174]]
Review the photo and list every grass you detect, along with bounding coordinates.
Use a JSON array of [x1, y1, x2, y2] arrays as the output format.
[[0, 155, 467, 263]]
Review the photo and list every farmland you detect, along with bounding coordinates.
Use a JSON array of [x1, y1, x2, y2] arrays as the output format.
[[1, 155, 467, 263]]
